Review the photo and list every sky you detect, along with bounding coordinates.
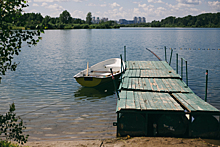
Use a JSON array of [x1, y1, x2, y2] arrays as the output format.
[[26, 0, 220, 22]]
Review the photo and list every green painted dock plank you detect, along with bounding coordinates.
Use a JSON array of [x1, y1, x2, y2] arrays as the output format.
[[133, 91, 141, 109], [118, 61, 220, 114], [173, 93, 219, 112], [126, 91, 136, 109], [137, 92, 148, 110]]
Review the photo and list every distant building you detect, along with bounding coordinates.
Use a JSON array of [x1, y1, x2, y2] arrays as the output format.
[[142, 17, 146, 23], [92, 17, 100, 24], [92, 17, 108, 24], [134, 17, 137, 24], [133, 17, 146, 24], [101, 18, 108, 22], [119, 19, 127, 24]]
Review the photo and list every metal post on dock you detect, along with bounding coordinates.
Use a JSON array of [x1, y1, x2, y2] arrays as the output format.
[[169, 48, 173, 65], [205, 70, 208, 102], [110, 68, 120, 100], [124, 46, 126, 63], [120, 54, 124, 80], [176, 53, 178, 74], [185, 60, 188, 86], [181, 58, 188, 86], [181, 58, 183, 79], [164, 46, 167, 62]]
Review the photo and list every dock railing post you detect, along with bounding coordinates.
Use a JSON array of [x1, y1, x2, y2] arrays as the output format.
[[205, 70, 208, 102], [120, 54, 124, 80], [124, 46, 126, 64], [164, 46, 167, 62], [169, 48, 173, 65], [181, 58, 188, 86], [110, 68, 120, 100], [176, 53, 178, 74], [181, 58, 183, 79], [186, 60, 188, 86]]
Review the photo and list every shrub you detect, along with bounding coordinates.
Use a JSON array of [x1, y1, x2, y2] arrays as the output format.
[[0, 103, 29, 145]]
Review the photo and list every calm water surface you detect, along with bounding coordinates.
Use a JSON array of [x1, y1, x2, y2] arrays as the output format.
[[0, 28, 220, 141]]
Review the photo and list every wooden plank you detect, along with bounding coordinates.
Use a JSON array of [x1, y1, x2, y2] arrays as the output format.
[[153, 92, 168, 110], [161, 79, 172, 92], [132, 78, 138, 90], [144, 78, 152, 91], [136, 92, 147, 110], [136, 69, 141, 77], [158, 93, 176, 110], [161, 61, 173, 70], [154, 79, 165, 92], [166, 94, 183, 111], [128, 78, 132, 89], [131, 69, 137, 77], [133, 91, 141, 109], [126, 91, 136, 109], [117, 91, 127, 111], [122, 77, 129, 89], [181, 93, 219, 111], [143, 92, 158, 110], [149, 78, 158, 91], [168, 79, 181, 92], [172, 93, 195, 111], [148, 92, 164, 110], [175, 79, 191, 93]]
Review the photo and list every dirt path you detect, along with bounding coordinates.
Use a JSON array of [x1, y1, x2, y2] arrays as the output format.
[[24, 137, 220, 147]]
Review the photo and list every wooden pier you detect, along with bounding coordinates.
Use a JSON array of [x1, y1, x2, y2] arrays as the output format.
[[114, 61, 220, 138]]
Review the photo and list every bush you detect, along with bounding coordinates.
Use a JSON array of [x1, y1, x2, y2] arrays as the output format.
[[64, 24, 73, 29], [0, 140, 19, 147], [0, 103, 29, 145]]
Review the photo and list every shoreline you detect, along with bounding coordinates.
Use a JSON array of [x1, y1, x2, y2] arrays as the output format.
[[24, 137, 220, 147]]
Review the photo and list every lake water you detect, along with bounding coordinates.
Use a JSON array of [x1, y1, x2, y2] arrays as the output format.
[[0, 28, 220, 141]]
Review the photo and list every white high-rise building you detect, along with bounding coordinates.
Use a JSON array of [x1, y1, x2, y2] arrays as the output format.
[[133, 17, 146, 23]]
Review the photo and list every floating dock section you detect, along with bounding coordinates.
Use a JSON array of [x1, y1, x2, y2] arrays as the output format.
[[114, 61, 220, 138]]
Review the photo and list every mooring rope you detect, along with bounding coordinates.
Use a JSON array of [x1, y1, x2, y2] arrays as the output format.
[[146, 48, 162, 61]]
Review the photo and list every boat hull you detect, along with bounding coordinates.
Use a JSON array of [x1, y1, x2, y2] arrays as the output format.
[[75, 74, 121, 87]]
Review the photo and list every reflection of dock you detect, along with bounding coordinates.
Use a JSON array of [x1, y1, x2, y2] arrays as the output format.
[[115, 61, 220, 138]]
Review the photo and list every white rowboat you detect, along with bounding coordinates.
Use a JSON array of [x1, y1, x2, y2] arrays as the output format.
[[74, 58, 125, 87]]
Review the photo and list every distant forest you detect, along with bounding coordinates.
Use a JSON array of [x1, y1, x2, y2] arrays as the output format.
[[4, 10, 220, 29]]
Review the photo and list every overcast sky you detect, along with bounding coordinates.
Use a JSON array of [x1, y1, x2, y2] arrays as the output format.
[[26, 0, 220, 22]]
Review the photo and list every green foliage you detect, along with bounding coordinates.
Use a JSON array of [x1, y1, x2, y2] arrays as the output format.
[[0, 140, 19, 147], [158, 13, 220, 27], [59, 10, 72, 24], [86, 12, 92, 25], [0, 0, 44, 80], [0, 103, 29, 145]]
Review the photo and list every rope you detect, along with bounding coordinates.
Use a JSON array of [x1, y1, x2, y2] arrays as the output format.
[[146, 48, 162, 61], [156, 47, 220, 50]]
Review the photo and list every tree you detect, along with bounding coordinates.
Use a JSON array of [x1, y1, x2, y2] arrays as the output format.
[[59, 10, 71, 24], [0, 0, 43, 80], [86, 12, 92, 25], [42, 15, 51, 26]]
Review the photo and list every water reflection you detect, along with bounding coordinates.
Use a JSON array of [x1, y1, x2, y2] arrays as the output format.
[[74, 84, 116, 99]]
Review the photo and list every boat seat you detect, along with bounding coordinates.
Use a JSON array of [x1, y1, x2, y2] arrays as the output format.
[[91, 70, 111, 73], [105, 64, 121, 68]]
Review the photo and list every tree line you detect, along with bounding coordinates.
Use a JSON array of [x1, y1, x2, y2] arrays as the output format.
[[124, 13, 220, 28], [5, 10, 220, 29]]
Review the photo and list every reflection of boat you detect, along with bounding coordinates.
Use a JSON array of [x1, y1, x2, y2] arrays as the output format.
[[74, 58, 125, 87], [74, 85, 117, 98]]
